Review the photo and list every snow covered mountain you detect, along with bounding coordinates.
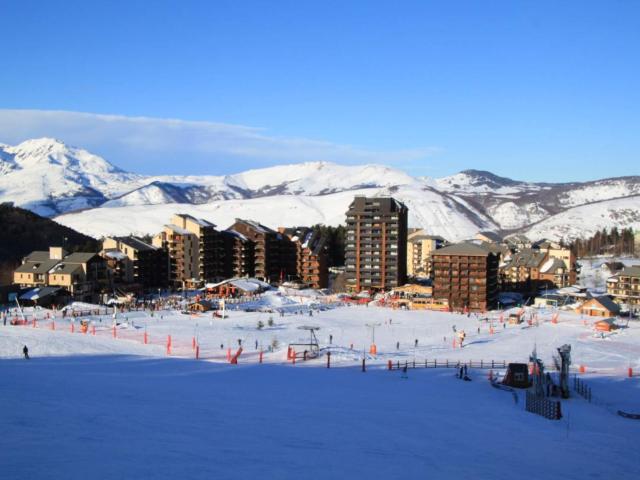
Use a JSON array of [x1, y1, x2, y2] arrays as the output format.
[[1, 138, 638, 242]]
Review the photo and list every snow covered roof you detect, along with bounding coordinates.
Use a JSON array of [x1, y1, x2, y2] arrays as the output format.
[[223, 229, 249, 242], [104, 250, 128, 260], [204, 277, 272, 292], [540, 258, 566, 274], [19, 286, 63, 301], [234, 218, 276, 234], [165, 224, 192, 235]]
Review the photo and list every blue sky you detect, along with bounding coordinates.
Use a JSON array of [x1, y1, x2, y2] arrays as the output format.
[[1, 1, 638, 181]]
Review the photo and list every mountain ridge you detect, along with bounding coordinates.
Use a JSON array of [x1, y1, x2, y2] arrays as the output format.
[[1, 138, 639, 242]]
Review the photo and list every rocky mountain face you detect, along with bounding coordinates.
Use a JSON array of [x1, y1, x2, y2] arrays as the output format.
[[1, 138, 638, 242]]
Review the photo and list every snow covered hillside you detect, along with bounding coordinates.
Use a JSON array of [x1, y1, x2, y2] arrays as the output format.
[[1, 138, 639, 241], [525, 196, 640, 242]]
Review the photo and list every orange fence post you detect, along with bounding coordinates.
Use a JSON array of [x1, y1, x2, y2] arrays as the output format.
[[388, 360, 392, 370], [259, 350, 263, 363], [629, 367, 633, 378], [166, 335, 172, 355], [112, 325, 116, 338], [143, 332, 148, 344], [32, 319, 36, 328], [369, 344, 377, 355], [192, 336, 196, 350], [227, 347, 231, 361], [92, 325, 96, 336], [579, 365, 586, 373], [51, 321, 55, 331], [195, 345, 200, 360]]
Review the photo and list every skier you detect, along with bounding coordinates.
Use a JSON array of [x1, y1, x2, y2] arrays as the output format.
[[414, 339, 418, 348], [23, 345, 29, 359], [329, 334, 333, 344], [255, 340, 258, 350], [396, 341, 400, 350]]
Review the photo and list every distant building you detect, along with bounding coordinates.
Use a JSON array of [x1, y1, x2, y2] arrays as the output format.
[[280, 227, 329, 289], [407, 231, 446, 278], [13, 247, 106, 302], [500, 240, 577, 291], [221, 229, 255, 279], [606, 266, 640, 314], [534, 241, 577, 287], [576, 296, 620, 318], [431, 242, 500, 312], [153, 214, 226, 288], [229, 219, 297, 284], [102, 236, 169, 290], [475, 231, 503, 244], [345, 196, 408, 292]]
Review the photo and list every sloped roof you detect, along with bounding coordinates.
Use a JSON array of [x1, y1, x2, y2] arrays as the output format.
[[15, 259, 60, 274], [64, 252, 98, 264], [115, 236, 157, 252], [541, 258, 566, 274], [48, 262, 84, 276], [617, 266, 640, 278], [587, 296, 620, 314], [23, 251, 53, 262], [508, 249, 547, 269], [432, 242, 494, 257]]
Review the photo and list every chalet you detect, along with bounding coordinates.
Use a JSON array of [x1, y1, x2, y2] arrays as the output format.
[[576, 296, 620, 318]]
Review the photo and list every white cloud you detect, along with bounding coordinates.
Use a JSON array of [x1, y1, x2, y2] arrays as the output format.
[[0, 109, 438, 174]]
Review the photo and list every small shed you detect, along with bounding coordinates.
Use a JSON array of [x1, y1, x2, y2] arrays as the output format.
[[189, 299, 215, 312], [577, 296, 620, 318], [594, 318, 617, 332], [502, 363, 530, 388]]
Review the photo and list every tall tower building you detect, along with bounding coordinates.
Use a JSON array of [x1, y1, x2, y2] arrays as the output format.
[[345, 196, 408, 292]]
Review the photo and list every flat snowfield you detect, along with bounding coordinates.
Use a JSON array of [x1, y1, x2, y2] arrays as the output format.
[[2, 304, 640, 479]]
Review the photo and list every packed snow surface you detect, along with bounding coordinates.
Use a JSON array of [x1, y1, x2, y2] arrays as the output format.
[[2, 302, 640, 479]]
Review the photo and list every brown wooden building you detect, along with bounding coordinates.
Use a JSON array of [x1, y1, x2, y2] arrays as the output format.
[[432, 242, 500, 312], [229, 219, 297, 284], [280, 227, 329, 289]]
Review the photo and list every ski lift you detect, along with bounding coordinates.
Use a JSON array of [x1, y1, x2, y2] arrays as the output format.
[[288, 326, 320, 360]]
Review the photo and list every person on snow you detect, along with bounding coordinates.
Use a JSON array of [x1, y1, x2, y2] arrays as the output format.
[[23, 345, 29, 359]]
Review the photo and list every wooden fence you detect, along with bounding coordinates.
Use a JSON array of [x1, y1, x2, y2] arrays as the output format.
[[574, 375, 592, 402], [388, 359, 508, 370], [525, 390, 562, 420]]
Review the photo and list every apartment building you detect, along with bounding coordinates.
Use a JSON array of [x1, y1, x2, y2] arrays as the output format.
[[606, 266, 640, 313], [13, 247, 106, 302], [431, 242, 500, 312], [153, 214, 226, 288], [280, 227, 329, 289], [407, 230, 446, 278], [535, 240, 577, 286], [102, 236, 169, 290], [229, 219, 297, 283], [345, 197, 408, 292], [221, 229, 255, 278]]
